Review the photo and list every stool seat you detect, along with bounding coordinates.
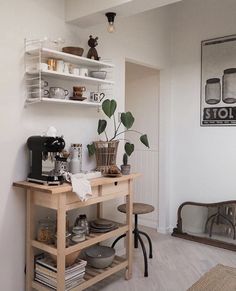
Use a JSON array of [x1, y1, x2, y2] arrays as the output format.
[[118, 203, 154, 215]]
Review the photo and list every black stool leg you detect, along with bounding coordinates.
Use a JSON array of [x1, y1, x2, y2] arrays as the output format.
[[139, 230, 153, 259], [111, 233, 126, 248], [219, 213, 236, 240], [137, 233, 148, 277], [209, 216, 216, 238], [134, 214, 138, 248], [205, 213, 216, 232]]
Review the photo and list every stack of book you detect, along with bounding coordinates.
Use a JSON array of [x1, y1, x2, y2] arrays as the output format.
[[34, 254, 87, 290]]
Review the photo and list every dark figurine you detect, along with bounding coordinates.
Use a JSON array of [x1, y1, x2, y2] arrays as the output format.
[[87, 35, 99, 60]]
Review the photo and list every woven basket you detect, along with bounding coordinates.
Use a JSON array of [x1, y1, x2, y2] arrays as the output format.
[[93, 140, 119, 174]]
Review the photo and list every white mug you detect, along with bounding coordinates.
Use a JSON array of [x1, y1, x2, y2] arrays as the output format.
[[80, 68, 88, 77], [31, 79, 48, 88], [37, 63, 48, 71], [31, 89, 49, 98], [71, 67, 80, 75], [64, 62, 70, 74], [90, 92, 105, 103], [56, 60, 64, 73]]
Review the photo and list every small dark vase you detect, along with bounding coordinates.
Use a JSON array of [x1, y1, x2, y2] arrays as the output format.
[[121, 165, 131, 175]]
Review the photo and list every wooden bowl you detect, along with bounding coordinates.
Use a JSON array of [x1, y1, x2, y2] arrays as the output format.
[[62, 47, 84, 57], [50, 250, 81, 267]]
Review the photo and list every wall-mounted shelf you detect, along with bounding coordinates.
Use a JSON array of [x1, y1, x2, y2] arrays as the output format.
[[26, 69, 114, 85], [26, 97, 101, 107], [26, 47, 114, 69], [24, 39, 114, 106]]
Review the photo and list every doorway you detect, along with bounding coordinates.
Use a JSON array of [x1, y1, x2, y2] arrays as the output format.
[[125, 61, 159, 228]]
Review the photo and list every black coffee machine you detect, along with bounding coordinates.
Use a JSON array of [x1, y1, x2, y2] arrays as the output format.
[[27, 136, 65, 185]]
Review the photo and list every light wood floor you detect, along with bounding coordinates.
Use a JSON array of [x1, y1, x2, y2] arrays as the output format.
[[87, 227, 236, 291]]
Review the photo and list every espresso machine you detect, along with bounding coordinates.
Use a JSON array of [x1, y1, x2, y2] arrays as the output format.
[[27, 136, 66, 185]]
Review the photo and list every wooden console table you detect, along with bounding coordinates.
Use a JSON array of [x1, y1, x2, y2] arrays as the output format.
[[14, 173, 140, 291]]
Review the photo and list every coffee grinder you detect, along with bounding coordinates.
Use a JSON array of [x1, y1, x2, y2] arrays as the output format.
[[27, 135, 65, 185]]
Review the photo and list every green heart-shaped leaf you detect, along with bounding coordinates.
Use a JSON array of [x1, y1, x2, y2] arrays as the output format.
[[140, 134, 149, 148], [125, 142, 134, 156], [87, 143, 95, 156], [97, 119, 107, 135], [102, 99, 117, 118], [121, 112, 135, 129]]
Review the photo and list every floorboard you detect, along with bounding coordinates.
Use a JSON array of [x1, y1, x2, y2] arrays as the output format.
[[86, 227, 236, 291]]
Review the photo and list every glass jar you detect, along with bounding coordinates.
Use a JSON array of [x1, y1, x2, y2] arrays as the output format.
[[223, 68, 236, 104], [69, 144, 82, 174], [54, 156, 68, 176], [71, 226, 86, 243], [37, 217, 55, 244], [205, 78, 221, 105], [75, 214, 90, 235], [54, 232, 71, 248]]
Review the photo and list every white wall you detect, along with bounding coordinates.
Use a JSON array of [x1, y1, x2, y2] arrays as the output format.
[[81, 8, 172, 226], [125, 62, 159, 228], [0, 1, 98, 290], [168, 0, 236, 228]]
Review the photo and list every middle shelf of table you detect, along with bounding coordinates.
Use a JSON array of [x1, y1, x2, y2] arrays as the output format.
[[32, 221, 128, 256]]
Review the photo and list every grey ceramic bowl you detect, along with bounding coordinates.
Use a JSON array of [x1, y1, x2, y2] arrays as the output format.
[[85, 245, 115, 269], [90, 71, 107, 80]]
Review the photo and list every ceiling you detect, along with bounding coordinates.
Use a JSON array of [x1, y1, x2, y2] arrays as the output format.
[[65, 0, 183, 27]]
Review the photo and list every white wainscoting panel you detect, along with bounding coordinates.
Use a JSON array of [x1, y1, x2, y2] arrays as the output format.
[[130, 149, 159, 228]]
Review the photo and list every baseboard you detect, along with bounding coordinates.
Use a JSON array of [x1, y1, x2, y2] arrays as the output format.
[[138, 217, 157, 229], [157, 225, 175, 234]]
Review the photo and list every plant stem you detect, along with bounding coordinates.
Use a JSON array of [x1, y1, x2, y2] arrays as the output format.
[[110, 129, 144, 140], [115, 121, 122, 136], [104, 131, 109, 141], [110, 121, 122, 141], [116, 138, 131, 143], [113, 115, 117, 135]]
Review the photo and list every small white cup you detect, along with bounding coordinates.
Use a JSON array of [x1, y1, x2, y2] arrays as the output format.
[[31, 89, 49, 98], [37, 63, 48, 71], [64, 62, 70, 74], [71, 68, 80, 75], [80, 68, 88, 77], [56, 60, 64, 73]]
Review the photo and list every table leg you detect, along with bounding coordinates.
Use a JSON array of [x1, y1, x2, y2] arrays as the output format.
[[97, 203, 103, 219], [125, 179, 133, 280], [26, 190, 34, 291], [97, 185, 103, 218], [57, 194, 66, 291]]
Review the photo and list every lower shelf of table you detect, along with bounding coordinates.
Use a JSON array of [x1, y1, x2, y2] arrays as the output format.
[[32, 256, 128, 291]]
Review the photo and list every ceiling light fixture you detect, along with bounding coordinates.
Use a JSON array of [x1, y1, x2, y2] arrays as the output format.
[[105, 12, 116, 33]]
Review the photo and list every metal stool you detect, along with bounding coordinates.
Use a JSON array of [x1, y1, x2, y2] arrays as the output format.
[[205, 206, 236, 239], [112, 203, 154, 277]]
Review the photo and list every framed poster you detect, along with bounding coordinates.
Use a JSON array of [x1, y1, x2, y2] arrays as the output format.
[[201, 34, 236, 126]]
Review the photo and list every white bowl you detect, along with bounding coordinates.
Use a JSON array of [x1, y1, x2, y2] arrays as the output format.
[[90, 71, 107, 80]]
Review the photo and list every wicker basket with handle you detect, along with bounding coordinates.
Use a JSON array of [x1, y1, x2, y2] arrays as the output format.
[[93, 140, 119, 174]]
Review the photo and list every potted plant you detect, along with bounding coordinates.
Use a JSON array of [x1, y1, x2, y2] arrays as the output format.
[[87, 99, 149, 175], [120, 142, 134, 175]]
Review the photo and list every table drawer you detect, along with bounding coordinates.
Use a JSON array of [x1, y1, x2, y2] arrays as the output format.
[[101, 181, 129, 196]]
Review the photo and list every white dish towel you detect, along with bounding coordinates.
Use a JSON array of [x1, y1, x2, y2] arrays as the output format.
[[67, 173, 92, 201]]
